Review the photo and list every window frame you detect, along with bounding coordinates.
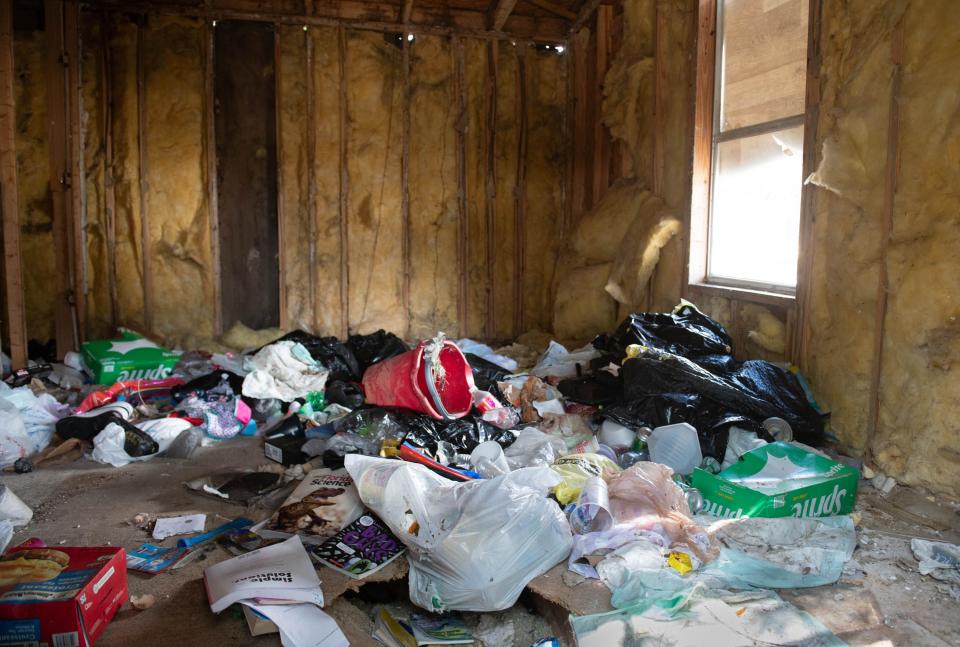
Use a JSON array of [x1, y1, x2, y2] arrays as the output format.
[[687, 0, 821, 303]]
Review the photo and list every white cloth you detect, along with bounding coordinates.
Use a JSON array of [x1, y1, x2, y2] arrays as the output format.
[[242, 342, 329, 401]]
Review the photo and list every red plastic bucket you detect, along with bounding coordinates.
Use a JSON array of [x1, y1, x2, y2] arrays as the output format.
[[362, 340, 475, 420]]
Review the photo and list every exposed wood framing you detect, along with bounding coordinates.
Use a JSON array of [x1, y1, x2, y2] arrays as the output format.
[[561, 40, 573, 249], [206, 20, 222, 334], [87, 1, 567, 43], [678, 0, 701, 298], [45, 0, 77, 355], [401, 38, 412, 337], [136, 17, 153, 331], [337, 27, 349, 338], [591, 4, 612, 204], [866, 18, 904, 452], [99, 12, 119, 328], [484, 41, 498, 338], [65, 2, 84, 341], [652, 1, 667, 197], [453, 36, 468, 338], [568, 0, 601, 36], [526, 0, 577, 21], [488, 0, 519, 31], [570, 29, 589, 220], [514, 46, 527, 336], [0, 2, 27, 367], [273, 26, 285, 330], [685, 0, 716, 287], [402, 0, 415, 25], [792, 0, 823, 366], [305, 31, 318, 331]]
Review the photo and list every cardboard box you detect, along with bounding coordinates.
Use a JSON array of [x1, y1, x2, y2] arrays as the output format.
[[691, 442, 859, 519], [81, 330, 180, 385], [0, 547, 128, 646]]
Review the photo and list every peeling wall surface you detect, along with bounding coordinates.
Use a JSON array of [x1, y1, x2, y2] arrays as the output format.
[[61, 15, 569, 346]]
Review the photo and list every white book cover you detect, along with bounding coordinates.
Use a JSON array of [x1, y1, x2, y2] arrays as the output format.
[[204, 535, 324, 613]]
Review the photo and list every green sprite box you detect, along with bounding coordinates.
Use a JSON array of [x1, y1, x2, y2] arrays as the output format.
[[81, 330, 181, 384], [691, 442, 858, 519]]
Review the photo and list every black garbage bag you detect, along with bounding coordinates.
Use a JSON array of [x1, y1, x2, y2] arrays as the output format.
[[464, 353, 510, 394], [604, 393, 768, 461], [400, 411, 516, 469], [557, 371, 623, 405], [595, 304, 732, 361], [347, 330, 409, 374], [324, 379, 365, 409], [622, 347, 825, 445], [172, 370, 245, 403], [262, 330, 362, 381]]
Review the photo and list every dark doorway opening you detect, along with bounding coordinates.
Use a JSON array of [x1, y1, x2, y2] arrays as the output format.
[[214, 20, 279, 330]]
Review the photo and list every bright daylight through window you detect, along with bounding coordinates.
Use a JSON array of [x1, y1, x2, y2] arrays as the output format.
[[707, 0, 809, 291]]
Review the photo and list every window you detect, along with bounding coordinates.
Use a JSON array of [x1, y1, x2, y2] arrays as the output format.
[[691, 0, 811, 294]]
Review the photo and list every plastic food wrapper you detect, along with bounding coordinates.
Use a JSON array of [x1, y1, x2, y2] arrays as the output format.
[[0, 382, 65, 469], [550, 453, 621, 505], [456, 339, 519, 372], [344, 454, 573, 612], [531, 341, 601, 380], [598, 516, 856, 611], [604, 463, 714, 564], [503, 428, 567, 470]]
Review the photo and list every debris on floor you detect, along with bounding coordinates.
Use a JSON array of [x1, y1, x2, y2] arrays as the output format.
[[1, 303, 958, 646]]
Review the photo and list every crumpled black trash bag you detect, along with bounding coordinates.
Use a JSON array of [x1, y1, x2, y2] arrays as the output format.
[[595, 304, 733, 361], [400, 411, 516, 470], [622, 347, 825, 446], [463, 353, 510, 395], [347, 330, 409, 374], [324, 379, 365, 409], [557, 371, 623, 405], [119, 419, 160, 457], [172, 371, 245, 403], [262, 330, 362, 381], [604, 393, 768, 461]]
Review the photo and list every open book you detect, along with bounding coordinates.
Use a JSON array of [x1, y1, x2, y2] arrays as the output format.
[[203, 535, 323, 613]]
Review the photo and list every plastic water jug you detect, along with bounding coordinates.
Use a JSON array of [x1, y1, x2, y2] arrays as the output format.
[[648, 422, 702, 475]]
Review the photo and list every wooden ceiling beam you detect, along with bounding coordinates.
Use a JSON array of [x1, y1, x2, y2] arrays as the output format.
[[525, 0, 577, 21], [568, 0, 601, 35], [488, 0, 519, 31], [85, 1, 569, 42]]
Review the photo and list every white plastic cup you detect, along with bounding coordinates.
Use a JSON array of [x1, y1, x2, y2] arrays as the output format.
[[648, 422, 702, 476], [471, 440, 510, 478]]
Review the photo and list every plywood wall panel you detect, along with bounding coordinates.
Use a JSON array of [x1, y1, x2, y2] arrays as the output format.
[[345, 30, 405, 335], [408, 35, 459, 340]]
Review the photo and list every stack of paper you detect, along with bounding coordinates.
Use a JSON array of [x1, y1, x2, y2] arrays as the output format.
[[204, 536, 347, 647]]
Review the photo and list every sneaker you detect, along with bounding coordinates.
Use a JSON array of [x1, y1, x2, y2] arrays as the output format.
[[55, 401, 135, 443]]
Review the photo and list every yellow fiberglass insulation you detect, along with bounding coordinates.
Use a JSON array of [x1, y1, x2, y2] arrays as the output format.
[[806, 0, 960, 496]]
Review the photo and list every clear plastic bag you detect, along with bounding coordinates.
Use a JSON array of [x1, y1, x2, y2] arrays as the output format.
[[0, 383, 62, 469], [503, 428, 567, 470], [345, 455, 573, 612]]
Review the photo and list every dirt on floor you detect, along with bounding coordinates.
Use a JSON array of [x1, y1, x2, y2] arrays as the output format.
[[5, 437, 960, 647]]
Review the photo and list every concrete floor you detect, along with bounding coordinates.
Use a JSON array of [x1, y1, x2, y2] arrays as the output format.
[[5, 437, 960, 646]]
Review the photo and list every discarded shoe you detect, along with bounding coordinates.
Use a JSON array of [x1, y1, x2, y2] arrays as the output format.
[[55, 402, 135, 442]]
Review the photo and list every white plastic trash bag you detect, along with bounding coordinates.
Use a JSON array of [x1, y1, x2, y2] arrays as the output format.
[[0, 484, 33, 527], [0, 382, 63, 469], [530, 341, 600, 380], [91, 418, 191, 467], [345, 455, 573, 612]]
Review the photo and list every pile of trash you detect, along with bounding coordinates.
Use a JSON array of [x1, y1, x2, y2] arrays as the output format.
[[3, 302, 958, 646]]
